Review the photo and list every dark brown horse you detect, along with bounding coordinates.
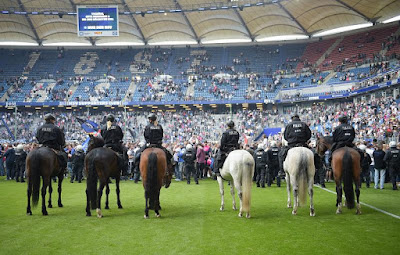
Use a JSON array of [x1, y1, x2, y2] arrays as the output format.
[[26, 146, 64, 215], [140, 147, 171, 219], [316, 136, 361, 214], [85, 135, 123, 218]]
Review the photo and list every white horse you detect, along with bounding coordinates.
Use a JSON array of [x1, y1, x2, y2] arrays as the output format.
[[283, 147, 316, 216], [217, 150, 255, 218]]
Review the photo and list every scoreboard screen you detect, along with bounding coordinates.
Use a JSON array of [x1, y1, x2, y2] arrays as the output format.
[[77, 5, 119, 37]]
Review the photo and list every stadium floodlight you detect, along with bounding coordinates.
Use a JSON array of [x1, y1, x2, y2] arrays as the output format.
[[256, 35, 309, 42], [312, 23, 373, 37], [382, 15, 400, 24], [202, 38, 252, 44], [42, 42, 92, 46], [0, 41, 39, 46], [96, 42, 145, 46]]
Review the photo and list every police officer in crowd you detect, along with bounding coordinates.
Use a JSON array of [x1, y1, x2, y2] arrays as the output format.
[[279, 114, 312, 176], [14, 144, 27, 182], [253, 144, 267, 188], [215, 121, 240, 176], [267, 141, 281, 187], [359, 144, 372, 188], [331, 116, 356, 155], [101, 114, 128, 176], [183, 144, 198, 185], [384, 141, 399, 190], [71, 145, 85, 183], [36, 113, 67, 171]]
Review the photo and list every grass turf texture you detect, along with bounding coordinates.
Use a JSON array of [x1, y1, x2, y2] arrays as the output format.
[[0, 176, 399, 255]]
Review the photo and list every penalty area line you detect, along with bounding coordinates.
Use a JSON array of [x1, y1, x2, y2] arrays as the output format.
[[314, 185, 400, 220]]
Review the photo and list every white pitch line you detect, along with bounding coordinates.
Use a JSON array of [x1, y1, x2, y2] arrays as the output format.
[[314, 185, 400, 220]]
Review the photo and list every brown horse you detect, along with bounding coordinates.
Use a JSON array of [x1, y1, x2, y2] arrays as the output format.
[[26, 146, 64, 216], [85, 135, 123, 218], [316, 136, 361, 214], [140, 147, 171, 219]]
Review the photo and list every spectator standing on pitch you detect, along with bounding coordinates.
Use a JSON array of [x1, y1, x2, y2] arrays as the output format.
[[373, 143, 386, 189], [196, 144, 206, 179], [384, 141, 399, 190], [71, 145, 85, 183], [14, 144, 27, 182], [4, 144, 16, 180]]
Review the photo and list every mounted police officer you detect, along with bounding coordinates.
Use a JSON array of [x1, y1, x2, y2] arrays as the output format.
[[279, 114, 311, 176], [215, 120, 240, 176], [136, 113, 174, 176], [183, 144, 198, 184], [331, 116, 356, 155], [384, 141, 400, 190], [36, 113, 67, 171], [14, 144, 27, 182], [71, 145, 85, 183], [101, 114, 128, 176], [253, 144, 267, 188], [267, 141, 281, 187]]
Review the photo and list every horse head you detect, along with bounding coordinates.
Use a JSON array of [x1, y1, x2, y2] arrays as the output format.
[[87, 134, 105, 152], [316, 136, 332, 156]]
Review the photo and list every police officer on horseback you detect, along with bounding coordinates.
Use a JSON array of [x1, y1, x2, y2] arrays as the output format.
[[215, 120, 240, 176], [36, 113, 67, 170], [137, 113, 174, 174], [384, 141, 400, 190], [279, 114, 311, 176], [331, 116, 356, 154], [101, 114, 128, 176]]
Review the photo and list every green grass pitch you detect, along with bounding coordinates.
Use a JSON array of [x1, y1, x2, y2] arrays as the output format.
[[0, 176, 399, 255]]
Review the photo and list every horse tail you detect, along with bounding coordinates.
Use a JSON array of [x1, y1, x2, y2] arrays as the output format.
[[86, 155, 98, 210], [241, 154, 254, 214], [28, 151, 41, 207], [297, 150, 309, 206], [343, 149, 355, 209], [146, 152, 159, 210]]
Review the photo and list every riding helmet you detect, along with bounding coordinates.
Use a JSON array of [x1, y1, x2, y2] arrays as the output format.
[[106, 114, 115, 122], [291, 114, 300, 120], [227, 120, 235, 128], [148, 113, 157, 121], [186, 144, 192, 150], [76, 145, 84, 151], [44, 113, 55, 122], [358, 144, 366, 151], [389, 141, 397, 148], [339, 115, 348, 123]]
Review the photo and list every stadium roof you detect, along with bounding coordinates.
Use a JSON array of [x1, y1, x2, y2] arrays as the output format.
[[0, 0, 399, 46]]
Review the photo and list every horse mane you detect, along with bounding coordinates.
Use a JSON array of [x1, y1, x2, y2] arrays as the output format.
[[323, 136, 333, 144]]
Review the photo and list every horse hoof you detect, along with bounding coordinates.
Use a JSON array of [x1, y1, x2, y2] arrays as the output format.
[[292, 211, 297, 215], [96, 209, 103, 218], [336, 210, 342, 214], [86, 213, 91, 217], [58, 203, 63, 208], [246, 213, 251, 219], [356, 211, 362, 215], [105, 206, 110, 210], [48, 204, 53, 208], [238, 213, 243, 218], [118, 205, 123, 209], [287, 205, 292, 208], [42, 211, 48, 216], [144, 215, 149, 219], [232, 206, 237, 211], [310, 212, 315, 217], [220, 207, 224, 211], [155, 213, 161, 218], [27, 212, 32, 216]]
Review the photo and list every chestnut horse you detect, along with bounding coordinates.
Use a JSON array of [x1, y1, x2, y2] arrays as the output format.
[[316, 136, 361, 214], [140, 147, 171, 219], [26, 146, 64, 216], [85, 135, 123, 218]]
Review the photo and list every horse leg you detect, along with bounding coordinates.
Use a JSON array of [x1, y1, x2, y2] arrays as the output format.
[[27, 180, 32, 215], [286, 174, 292, 208], [105, 184, 110, 209], [116, 178, 123, 209], [292, 182, 298, 215], [41, 177, 50, 215], [85, 188, 91, 216], [336, 182, 343, 214], [57, 173, 63, 207], [96, 181, 105, 218], [155, 188, 161, 218], [230, 179, 236, 211], [144, 191, 150, 219], [233, 181, 243, 218], [308, 176, 315, 217], [217, 176, 225, 211], [355, 177, 361, 215], [48, 180, 53, 208]]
